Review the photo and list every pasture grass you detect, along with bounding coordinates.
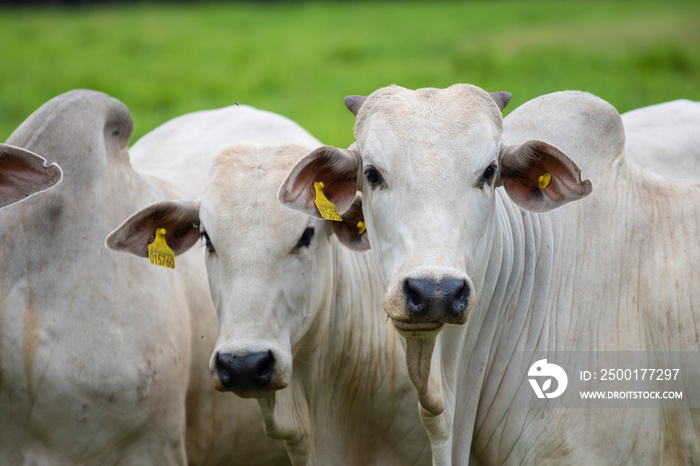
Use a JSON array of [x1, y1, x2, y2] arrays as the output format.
[[1, 0, 699, 148]]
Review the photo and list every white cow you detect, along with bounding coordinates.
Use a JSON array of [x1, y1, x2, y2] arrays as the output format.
[[0, 90, 301, 465], [128, 103, 321, 199], [622, 99, 700, 179], [0, 144, 61, 208], [279, 84, 700, 464], [106, 142, 432, 465]]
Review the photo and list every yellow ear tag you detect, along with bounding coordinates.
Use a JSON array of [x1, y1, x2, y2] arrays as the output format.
[[148, 228, 176, 269], [357, 221, 366, 235], [538, 173, 551, 189], [313, 182, 343, 222]]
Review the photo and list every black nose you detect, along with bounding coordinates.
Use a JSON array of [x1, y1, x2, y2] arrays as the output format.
[[215, 351, 275, 392], [403, 278, 469, 323]]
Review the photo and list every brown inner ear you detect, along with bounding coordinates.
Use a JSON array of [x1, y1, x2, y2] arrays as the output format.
[[0, 148, 61, 206], [501, 141, 591, 212], [107, 201, 200, 257], [139, 207, 200, 256], [296, 156, 359, 216], [502, 152, 566, 205], [331, 194, 370, 251]]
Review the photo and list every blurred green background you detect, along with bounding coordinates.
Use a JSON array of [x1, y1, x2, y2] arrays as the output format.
[[1, 0, 699, 148]]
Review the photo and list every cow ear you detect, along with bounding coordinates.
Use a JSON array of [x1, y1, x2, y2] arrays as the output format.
[[345, 95, 367, 117], [0, 144, 62, 208], [278, 145, 360, 219], [499, 140, 592, 212], [106, 200, 200, 257], [489, 92, 512, 112], [330, 193, 370, 252]]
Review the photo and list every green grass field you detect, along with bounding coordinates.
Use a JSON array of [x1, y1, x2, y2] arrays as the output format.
[[1, 1, 699, 148]]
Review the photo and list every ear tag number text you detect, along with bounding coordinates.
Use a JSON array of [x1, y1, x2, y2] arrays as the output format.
[[148, 228, 176, 269]]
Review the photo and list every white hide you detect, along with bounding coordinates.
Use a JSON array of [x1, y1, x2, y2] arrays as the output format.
[[622, 99, 700, 180], [129, 104, 321, 199], [279, 85, 700, 465], [107, 143, 432, 466], [0, 90, 294, 465]]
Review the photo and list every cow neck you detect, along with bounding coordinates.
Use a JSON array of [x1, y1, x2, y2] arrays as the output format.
[[304, 237, 418, 463], [318, 236, 400, 401], [475, 188, 560, 364], [449, 189, 560, 464]]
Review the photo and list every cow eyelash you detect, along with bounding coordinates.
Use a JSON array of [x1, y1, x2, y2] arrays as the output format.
[[200, 230, 216, 254], [295, 227, 315, 249]]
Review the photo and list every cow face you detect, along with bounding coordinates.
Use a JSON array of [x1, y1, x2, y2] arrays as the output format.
[[279, 84, 591, 340], [107, 143, 367, 398]]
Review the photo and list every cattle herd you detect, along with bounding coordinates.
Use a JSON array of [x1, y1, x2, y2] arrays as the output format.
[[1, 85, 699, 465]]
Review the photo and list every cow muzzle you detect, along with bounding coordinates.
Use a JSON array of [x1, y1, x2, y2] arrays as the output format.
[[385, 272, 475, 338], [213, 350, 286, 397]]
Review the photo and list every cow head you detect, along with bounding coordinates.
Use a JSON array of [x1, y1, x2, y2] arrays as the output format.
[[279, 84, 591, 340], [107, 143, 368, 398], [0, 144, 62, 209]]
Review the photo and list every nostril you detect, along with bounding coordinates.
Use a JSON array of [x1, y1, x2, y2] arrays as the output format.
[[216, 353, 233, 386], [404, 279, 424, 311], [452, 280, 469, 312], [256, 351, 275, 381], [402, 277, 470, 322], [215, 351, 276, 391]]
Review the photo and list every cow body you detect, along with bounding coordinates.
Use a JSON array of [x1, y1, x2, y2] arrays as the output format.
[[279, 85, 700, 464], [128, 104, 321, 198], [107, 143, 432, 466], [0, 90, 300, 465], [465, 93, 700, 464]]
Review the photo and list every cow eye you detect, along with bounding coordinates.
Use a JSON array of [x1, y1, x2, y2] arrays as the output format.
[[480, 163, 498, 186], [200, 230, 216, 254], [296, 227, 315, 249], [364, 166, 383, 188]]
